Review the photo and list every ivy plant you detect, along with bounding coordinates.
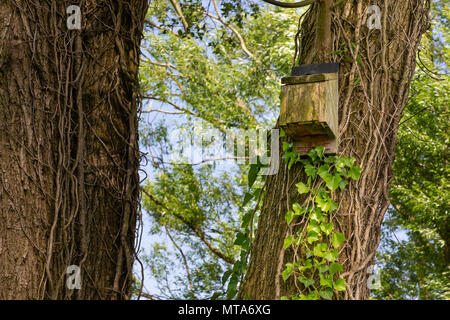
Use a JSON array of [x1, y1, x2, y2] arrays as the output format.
[[280, 145, 361, 300], [224, 135, 361, 300]]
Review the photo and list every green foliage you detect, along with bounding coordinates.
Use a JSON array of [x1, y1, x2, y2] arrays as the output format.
[[223, 169, 266, 300], [280, 146, 361, 300], [142, 165, 241, 299], [140, 2, 299, 299], [143, 1, 297, 129]]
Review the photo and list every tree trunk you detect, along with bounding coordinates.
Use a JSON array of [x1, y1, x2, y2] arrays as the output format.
[[0, 0, 148, 299], [240, 0, 430, 300]]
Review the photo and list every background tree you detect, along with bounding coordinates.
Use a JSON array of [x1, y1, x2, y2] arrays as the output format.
[[0, 0, 148, 299]]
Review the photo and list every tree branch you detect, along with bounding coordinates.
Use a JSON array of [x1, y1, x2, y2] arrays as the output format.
[[164, 224, 195, 296], [146, 20, 178, 37], [142, 188, 236, 264], [142, 108, 184, 115], [142, 95, 202, 119], [210, 0, 255, 59], [169, 0, 189, 33], [260, 0, 316, 8]]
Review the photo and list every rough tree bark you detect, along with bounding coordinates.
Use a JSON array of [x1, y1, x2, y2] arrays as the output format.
[[0, 0, 148, 299], [240, 0, 430, 300]]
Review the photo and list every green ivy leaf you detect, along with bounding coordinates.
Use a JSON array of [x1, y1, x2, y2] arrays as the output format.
[[292, 203, 305, 215], [334, 278, 346, 291], [284, 235, 295, 249], [300, 159, 311, 166], [298, 259, 312, 271], [285, 210, 294, 225], [317, 263, 329, 273], [313, 243, 327, 257], [316, 195, 331, 212], [329, 199, 338, 212], [307, 221, 321, 234], [242, 192, 254, 207], [309, 208, 324, 223], [210, 292, 222, 300], [241, 238, 250, 250], [321, 172, 333, 186], [222, 270, 232, 285], [232, 260, 243, 273], [324, 249, 338, 262], [331, 233, 346, 249], [241, 212, 251, 229], [281, 263, 294, 281], [325, 155, 337, 164], [320, 274, 333, 287], [307, 149, 318, 161], [248, 164, 261, 188], [348, 166, 362, 180], [315, 146, 325, 160], [339, 179, 349, 191], [288, 153, 298, 169], [338, 156, 355, 168], [282, 141, 292, 152], [320, 288, 333, 300], [320, 222, 334, 235], [296, 182, 310, 194], [305, 164, 317, 178], [344, 157, 356, 167], [318, 165, 330, 178], [307, 291, 319, 300], [300, 276, 315, 288], [329, 263, 344, 275], [307, 231, 320, 244], [326, 174, 342, 191], [315, 195, 326, 208], [234, 231, 247, 246], [226, 274, 239, 299]]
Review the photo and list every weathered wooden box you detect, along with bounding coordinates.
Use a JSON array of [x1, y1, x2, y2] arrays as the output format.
[[279, 72, 338, 155]]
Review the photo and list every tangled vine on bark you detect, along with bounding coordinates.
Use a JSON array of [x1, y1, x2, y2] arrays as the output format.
[[0, 0, 148, 299]]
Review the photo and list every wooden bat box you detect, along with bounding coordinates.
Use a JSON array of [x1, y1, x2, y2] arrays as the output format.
[[279, 72, 339, 155]]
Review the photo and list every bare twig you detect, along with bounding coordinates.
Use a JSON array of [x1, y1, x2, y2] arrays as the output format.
[[261, 0, 316, 8]]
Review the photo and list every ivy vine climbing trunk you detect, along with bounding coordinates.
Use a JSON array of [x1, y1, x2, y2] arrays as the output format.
[[239, 0, 430, 300], [0, 0, 148, 299]]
